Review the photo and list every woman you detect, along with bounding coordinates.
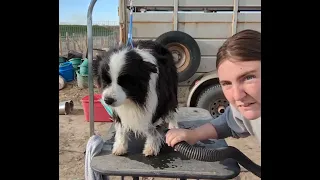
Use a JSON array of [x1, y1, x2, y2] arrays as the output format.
[[166, 29, 261, 147]]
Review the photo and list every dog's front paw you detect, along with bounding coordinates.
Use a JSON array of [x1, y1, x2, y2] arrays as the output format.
[[112, 145, 127, 156], [143, 144, 160, 157]]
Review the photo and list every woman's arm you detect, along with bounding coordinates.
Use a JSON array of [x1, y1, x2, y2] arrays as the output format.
[[166, 106, 250, 147], [209, 106, 250, 139]]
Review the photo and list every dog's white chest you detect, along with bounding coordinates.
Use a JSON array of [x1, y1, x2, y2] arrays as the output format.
[[114, 103, 152, 132]]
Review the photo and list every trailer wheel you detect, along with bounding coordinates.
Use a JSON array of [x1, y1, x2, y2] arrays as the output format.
[[155, 31, 201, 82], [196, 84, 230, 119]]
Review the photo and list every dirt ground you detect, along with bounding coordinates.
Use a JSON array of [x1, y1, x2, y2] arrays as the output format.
[[59, 82, 261, 180]]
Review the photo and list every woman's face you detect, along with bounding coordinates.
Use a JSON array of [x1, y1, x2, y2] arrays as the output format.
[[218, 58, 261, 120]]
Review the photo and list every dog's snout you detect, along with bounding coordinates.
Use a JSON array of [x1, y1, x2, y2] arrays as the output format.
[[104, 97, 115, 105]]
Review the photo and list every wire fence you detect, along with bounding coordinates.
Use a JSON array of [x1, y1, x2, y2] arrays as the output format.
[[59, 21, 120, 56]]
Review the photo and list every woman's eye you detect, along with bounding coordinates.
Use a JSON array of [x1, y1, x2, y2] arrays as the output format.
[[221, 82, 231, 86], [245, 75, 256, 80]]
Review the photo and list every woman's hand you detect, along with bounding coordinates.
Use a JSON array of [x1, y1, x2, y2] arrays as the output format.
[[165, 123, 219, 148], [165, 128, 198, 147]]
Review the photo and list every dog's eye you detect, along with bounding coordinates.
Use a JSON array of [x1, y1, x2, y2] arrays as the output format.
[[102, 74, 112, 85], [118, 75, 135, 86]]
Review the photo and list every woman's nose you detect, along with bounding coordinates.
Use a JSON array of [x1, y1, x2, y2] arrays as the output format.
[[232, 85, 246, 101]]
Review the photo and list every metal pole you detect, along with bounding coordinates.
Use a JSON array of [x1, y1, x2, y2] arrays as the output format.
[[231, 0, 239, 35], [87, 0, 97, 137], [173, 0, 178, 31]]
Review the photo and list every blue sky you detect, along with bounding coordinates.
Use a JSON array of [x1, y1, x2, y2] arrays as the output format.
[[59, 0, 119, 25]]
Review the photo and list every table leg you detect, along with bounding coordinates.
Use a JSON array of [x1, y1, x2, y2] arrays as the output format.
[[132, 176, 139, 180]]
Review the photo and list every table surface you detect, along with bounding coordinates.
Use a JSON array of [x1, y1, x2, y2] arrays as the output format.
[[91, 107, 241, 179]]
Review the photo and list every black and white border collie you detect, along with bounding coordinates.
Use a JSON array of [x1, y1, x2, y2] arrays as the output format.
[[93, 40, 179, 156]]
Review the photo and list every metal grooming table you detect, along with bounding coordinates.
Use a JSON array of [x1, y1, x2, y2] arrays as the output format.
[[91, 107, 240, 180]]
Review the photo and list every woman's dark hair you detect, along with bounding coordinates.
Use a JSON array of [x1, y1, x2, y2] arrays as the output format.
[[216, 29, 261, 68]]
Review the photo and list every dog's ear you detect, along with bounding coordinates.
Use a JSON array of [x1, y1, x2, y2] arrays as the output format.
[[153, 43, 174, 66], [142, 61, 158, 74]]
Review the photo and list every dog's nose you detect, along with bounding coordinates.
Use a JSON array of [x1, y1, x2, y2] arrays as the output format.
[[104, 97, 115, 105]]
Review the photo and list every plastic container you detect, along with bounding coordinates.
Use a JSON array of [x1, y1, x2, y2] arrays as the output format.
[[80, 58, 88, 67], [79, 58, 88, 75], [59, 62, 74, 82], [69, 58, 82, 70], [59, 75, 66, 90], [81, 94, 113, 122], [76, 70, 88, 89]]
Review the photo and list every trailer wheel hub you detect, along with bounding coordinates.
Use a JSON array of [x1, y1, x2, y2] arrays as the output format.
[[167, 43, 190, 72]]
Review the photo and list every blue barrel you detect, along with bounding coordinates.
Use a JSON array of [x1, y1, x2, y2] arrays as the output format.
[[59, 62, 74, 82]]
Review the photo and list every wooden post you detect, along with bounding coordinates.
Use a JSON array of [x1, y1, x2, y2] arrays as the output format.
[[85, 32, 88, 50], [82, 34, 87, 58], [231, 0, 239, 35], [59, 33, 62, 56], [72, 33, 76, 51], [66, 32, 70, 51], [84, 34, 88, 58]]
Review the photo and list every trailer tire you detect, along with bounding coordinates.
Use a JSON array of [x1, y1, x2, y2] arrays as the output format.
[[155, 31, 201, 82], [196, 84, 230, 119]]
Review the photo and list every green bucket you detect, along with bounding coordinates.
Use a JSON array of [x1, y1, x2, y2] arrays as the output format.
[[76, 70, 88, 89], [79, 58, 88, 75], [69, 58, 82, 70]]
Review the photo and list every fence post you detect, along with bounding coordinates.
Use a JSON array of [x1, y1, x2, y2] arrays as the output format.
[[82, 34, 87, 58], [59, 33, 62, 56], [101, 35, 104, 49], [72, 33, 76, 52], [85, 32, 88, 51], [66, 32, 70, 51]]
